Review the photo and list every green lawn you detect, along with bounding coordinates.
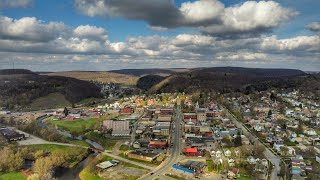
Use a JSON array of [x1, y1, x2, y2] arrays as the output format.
[[79, 168, 103, 180], [206, 160, 214, 172], [119, 145, 135, 151], [27, 144, 70, 152], [237, 174, 251, 180], [0, 172, 26, 180], [84, 132, 118, 150], [65, 137, 91, 147], [165, 174, 185, 180], [46, 118, 99, 134]]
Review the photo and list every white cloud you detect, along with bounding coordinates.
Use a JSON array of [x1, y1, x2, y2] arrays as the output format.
[[0, 15, 319, 71], [306, 22, 320, 32], [0, 0, 32, 8], [75, 0, 297, 36], [179, 0, 224, 24], [201, 1, 297, 35], [0, 16, 66, 42], [74, 25, 108, 41], [148, 26, 169, 32]]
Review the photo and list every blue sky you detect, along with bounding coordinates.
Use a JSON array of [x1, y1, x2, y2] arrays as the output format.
[[0, 0, 319, 71]]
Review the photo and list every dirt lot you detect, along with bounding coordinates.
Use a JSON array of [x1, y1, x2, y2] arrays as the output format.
[[99, 165, 148, 180]]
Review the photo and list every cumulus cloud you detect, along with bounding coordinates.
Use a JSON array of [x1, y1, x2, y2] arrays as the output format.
[[0, 15, 319, 71], [75, 0, 296, 36], [0, 16, 66, 42], [201, 1, 297, 36], [73, 25, 108, 42], [306, 22, 320, 32], [0, 0, 32, 8]]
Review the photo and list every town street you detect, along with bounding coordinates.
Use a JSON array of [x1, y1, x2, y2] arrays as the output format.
[[223, 107, 281, 180], [139, 105, 183, 180]]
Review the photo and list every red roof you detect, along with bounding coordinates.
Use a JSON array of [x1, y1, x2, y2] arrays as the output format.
[[185, 148, 198, 153]]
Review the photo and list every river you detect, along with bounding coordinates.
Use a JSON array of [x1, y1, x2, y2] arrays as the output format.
[[35, 115, 104, 179], [54, 152, 98, 180]]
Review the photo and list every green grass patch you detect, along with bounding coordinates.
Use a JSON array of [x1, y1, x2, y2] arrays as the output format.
[[284, 140, 297, 146], [206, 160, 214, 172], [79, 168, 103, 180], [119, 153, 158, 167], [119, 145, 135, 151], [237, 174, 251, 180], [27, 144, 70, 152], [0, 172, 26, 180], [65, 137, 91, 147], [46, 118, 99, 134], [165, 174, 185, 180], [84, 132, 118, 150]]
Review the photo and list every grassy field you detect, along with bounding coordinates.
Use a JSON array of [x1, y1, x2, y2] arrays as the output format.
[[79, 168, 103, 180], [27, 144, 71, 152], [65, 137, 91, 147], [206, 160, 214, 172], [22, 93, 71, 111], [83, 132, 118, 150], [0, 172, 26, 180], [46, 118, 99, 134], [119, 145, 135, 151]]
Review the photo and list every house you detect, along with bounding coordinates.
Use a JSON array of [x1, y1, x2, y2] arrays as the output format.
[[247, 156, 257, 164], [196, 111, 206, 122], [157, 114, 172, 122], [184, 148, 205, 157], [183, 113, 197, 123], [148, 140, 168, 149], [224, 149, 231, 157], [254, 159, 269, 180], [274, 142, 285, 152], [227, 168, 239, 179], [120, 107, 134, 114], [304, 128, 317, 136], [316, 154, 320, 163]]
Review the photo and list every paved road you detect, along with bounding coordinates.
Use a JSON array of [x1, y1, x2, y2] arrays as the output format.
[[139, 105, 183, 180], [223, 107, 280, 180]]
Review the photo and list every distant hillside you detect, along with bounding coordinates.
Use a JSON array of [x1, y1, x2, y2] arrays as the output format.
[[45, 71, 139, 85], [0, 69, 37, 75], [200, 67, 306, 77], [0, 69, 102, 110], [109, 68, 190, 77], [149, 67, 309, 94], [44, 68, 190, 85], [136, 75, 165, 91]]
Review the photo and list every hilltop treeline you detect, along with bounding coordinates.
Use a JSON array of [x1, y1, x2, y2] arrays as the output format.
[[0, 69, 102, 109], [146, 67, 319, 96]]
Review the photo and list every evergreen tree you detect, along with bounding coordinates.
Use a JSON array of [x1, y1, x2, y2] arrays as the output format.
[[63, 107, 68, 117]]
